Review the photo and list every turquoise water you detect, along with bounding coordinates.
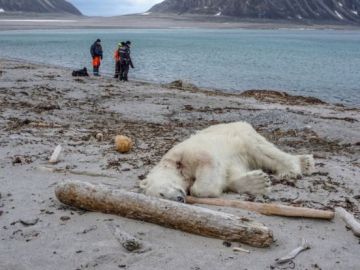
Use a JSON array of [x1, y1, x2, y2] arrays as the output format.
[[0, 29, 359, 106]]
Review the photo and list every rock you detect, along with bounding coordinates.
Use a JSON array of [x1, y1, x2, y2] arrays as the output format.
[[95, 133, 104, 141], [122, 239, 142, 252], [20, 218, 39, 226], [223, 241, 232, 247], [12, 156, 23, 165]]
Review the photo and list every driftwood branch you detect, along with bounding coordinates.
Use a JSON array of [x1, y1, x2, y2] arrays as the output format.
[[55, 180, 273, 248], [186, 197, 334, 220], [335, 207, 360, 237]]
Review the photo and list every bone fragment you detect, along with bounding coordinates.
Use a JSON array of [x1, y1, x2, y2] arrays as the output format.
[[49, 144, 62, 164], [233, 247, 250, 253], [276, 239, 310, 264]]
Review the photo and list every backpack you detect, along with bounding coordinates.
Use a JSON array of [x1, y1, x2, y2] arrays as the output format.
[[119, 47, 130, 64], [72, 67, 89, 77]]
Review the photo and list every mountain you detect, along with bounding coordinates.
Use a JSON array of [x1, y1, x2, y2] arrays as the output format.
[[149, 0, 360, 23], [0, 0, 81, 15]]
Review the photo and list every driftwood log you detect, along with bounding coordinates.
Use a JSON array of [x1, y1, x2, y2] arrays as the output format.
[[55, 180, 273, 247], [186, 197, 334, 220], [335, 207, 360, 237]]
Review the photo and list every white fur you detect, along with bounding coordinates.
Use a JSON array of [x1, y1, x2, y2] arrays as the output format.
[[140, 122, 315, 201]]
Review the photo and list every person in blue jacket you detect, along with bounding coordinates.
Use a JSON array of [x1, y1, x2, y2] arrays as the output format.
[[90, 39, 103, 76]]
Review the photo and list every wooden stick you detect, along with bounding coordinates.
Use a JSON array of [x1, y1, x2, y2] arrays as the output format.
[[55, 180, 273, 248], [38, 166, 117, 179], [186, 197, 334, 220], [335, 207, 360, 237]]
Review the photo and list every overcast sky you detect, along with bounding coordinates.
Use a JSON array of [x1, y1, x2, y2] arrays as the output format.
[[68, 0, 163, 16]]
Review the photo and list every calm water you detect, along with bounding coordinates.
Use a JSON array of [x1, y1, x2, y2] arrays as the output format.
[[0, 28, 359, 106]]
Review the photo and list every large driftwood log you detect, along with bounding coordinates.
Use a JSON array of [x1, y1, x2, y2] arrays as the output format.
[[186, 197, 334, 220], [55, 180, 273, 247]]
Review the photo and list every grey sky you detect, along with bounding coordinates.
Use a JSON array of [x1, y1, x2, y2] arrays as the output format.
[[68, 0, 163, 16]]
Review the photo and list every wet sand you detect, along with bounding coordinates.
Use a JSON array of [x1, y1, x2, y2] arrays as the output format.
[[0, 59, 359, 269]]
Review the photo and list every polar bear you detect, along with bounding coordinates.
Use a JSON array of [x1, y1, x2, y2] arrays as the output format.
[[140, 122, 315, 202]]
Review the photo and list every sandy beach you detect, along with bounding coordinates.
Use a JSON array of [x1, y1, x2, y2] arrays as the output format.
[[0, 58, 359, 270]]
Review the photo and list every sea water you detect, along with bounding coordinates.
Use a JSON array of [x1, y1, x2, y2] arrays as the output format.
[[0, 28, 359, 106]]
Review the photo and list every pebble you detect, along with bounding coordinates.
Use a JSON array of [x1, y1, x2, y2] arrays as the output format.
[[60, 216, 71, 221]]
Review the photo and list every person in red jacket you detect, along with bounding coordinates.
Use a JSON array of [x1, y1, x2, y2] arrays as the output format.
[[113, 42, 124, 78]]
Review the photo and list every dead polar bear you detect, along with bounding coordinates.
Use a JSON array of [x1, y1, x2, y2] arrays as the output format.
[[140, 122, 315, 202]]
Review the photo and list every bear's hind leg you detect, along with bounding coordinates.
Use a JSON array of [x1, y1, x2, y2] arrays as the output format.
[[298, 154, 315, 176], [245, 135, 305, 180], [227, 167, 271, 195]]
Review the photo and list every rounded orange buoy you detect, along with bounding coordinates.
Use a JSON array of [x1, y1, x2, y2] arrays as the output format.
[[115, 135, 133, 153]]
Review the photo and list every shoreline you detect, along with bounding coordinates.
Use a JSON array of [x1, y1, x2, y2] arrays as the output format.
[[0, 59, 359, 269], [2, 57, 359, 109], [1, 14, 360, 31]]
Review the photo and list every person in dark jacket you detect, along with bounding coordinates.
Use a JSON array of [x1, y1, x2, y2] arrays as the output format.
[[119, 41, 134, 81], [90, 39, 103, 76]]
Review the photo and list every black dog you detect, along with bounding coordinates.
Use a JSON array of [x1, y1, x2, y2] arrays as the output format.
[[72, 67, 89, 77]]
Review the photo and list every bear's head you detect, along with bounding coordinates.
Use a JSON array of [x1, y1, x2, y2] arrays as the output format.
[[140, 163, 187, 203]]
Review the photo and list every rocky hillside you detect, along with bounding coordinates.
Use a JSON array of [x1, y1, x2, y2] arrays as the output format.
[[149, 0, 360, 23], [0, 0, 81, 15]]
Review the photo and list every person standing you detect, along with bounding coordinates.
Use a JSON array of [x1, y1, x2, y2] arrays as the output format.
[[113, 42, 124, 78], [119, 41, 134, 81], [90, 39, 103, 76]]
